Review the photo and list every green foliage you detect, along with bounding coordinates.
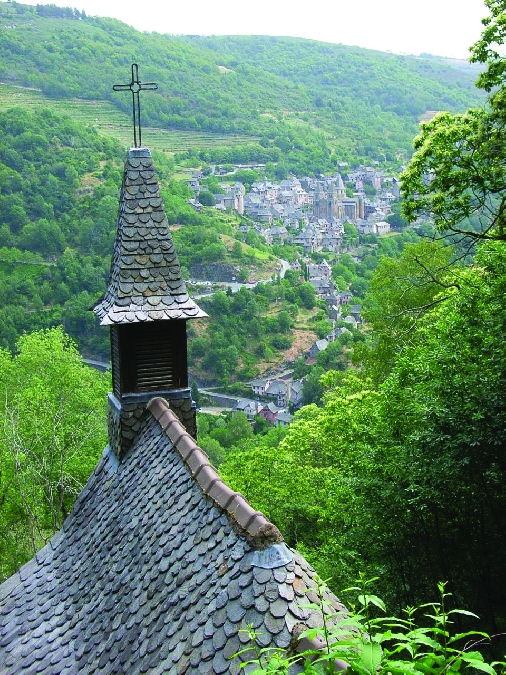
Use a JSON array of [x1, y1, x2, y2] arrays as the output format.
[[401, 108, 505, 240], [235, 577, 506, 674], [356, 238, 456, 383], [198, 190, 216, 207], [209, 412, 253, 450], [0, 3, 485, 172], [470, 0, 506, 93], [0, 327, 109, 581], [402, 1, 506, 242]]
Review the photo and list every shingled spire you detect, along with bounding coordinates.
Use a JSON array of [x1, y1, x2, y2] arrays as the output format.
[[93, 147, 207, 459]]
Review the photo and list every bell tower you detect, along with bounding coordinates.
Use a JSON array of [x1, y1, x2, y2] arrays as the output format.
[[92, 147, 207, 459]]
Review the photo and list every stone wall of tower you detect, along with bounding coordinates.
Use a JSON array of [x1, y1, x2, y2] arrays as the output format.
[[107, 391, 197, 460]]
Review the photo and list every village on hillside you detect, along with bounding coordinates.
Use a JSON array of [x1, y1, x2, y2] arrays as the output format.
[[188, 165, 400, 249], [190, 165, 397, 426]]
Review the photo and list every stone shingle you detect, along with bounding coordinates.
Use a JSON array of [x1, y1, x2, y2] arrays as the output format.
[[92, 148, 206, 325], [0, 398, 348, 673]]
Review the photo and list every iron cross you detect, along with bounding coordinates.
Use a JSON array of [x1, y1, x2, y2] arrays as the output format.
[[113, 64, 158, 148]]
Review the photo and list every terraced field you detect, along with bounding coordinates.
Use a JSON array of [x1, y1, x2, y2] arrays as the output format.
[[0, 84, 259, 152]]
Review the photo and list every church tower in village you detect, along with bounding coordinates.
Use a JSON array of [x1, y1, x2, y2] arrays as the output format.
[[313, 180, 326, 220], [328, 182, 340, 220], [336, 173, 346, 200]]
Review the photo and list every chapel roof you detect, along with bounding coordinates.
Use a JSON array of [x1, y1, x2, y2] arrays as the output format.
[[92, 148, 207, 325], [0, 399, 347, 674]]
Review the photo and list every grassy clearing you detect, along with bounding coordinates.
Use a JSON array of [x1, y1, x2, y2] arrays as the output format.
[[0, 84, 259, 153], [294, 306, 320, 329], [218, 234, 274, 262]]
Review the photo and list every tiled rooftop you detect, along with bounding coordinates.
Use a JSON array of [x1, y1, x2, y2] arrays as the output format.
[[0, 399, 347, 674]]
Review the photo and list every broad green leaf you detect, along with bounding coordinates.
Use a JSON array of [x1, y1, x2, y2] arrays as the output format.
[[355, 641, 382, 675], [461, 659, 497, 675], [358, 594, 386, 612]]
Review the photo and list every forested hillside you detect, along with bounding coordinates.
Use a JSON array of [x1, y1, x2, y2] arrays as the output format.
[[0, 106, 276, 360], [0, 2, 485, 171], [220, 0, 506, 640], [1, 2, 505, 657]]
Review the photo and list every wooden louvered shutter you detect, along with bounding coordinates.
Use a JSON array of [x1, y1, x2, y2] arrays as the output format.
[[112, 321, 188, 395]]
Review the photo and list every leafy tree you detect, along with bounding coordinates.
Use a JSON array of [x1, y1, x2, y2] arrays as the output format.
[[271, 335, 292, 350], [198, 435, 226, 467], [349, 278, 368, 298], [375, 242, 506, 625], [297, 282, 317, 309], [301, 366, 325, 405], [356, 238, 457, 383], [198, 190, 216, 206], [313, 319, 332, 339], [231, 240, 242, 258], [0, 327, 109, 581], [209, 411, 253, 449], [401, 0, 506, 242]]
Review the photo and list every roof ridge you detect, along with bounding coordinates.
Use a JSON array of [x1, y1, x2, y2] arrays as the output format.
[[148, 397, 283, 550]]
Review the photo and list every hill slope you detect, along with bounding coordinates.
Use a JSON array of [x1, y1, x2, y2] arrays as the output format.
[[0, 2, 484, 167]]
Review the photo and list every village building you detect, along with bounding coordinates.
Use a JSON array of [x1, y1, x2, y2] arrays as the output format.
[[309, 277, 335, 299], [259, 401, 281, 424], [349, 304, 362, 323], [250, 377, 303, 410], [213, 182, 245, 215], [308, 339, 329, 359], [276, 409, 293, 427], [233, 398, 263, 421], [328, 304, 342, 322], [307, 259, 332, 280], [357, 220, 391, 235], [251, 377, 269, 397], [343, 314, 358, 330], [290, 380, 304, 409], [265, 379, 288, 408]]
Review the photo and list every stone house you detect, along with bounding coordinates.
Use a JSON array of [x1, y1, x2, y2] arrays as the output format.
[[259, 401, 281, 424], [251, 377, 270, 397], [234, 398, 262, 421], [265, 379, 288, 407], [309, 339, 329, 359], [290, 380, 304, 409]]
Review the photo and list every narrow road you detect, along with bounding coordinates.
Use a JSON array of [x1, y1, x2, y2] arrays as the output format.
[[192, 258, 290, 299]]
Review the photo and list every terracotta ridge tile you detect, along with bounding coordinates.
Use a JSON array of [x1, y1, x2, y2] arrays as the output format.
[[147, 397, 282, 546]]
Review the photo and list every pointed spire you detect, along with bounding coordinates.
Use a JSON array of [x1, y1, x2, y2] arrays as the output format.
[[93, 148, 206, 325]]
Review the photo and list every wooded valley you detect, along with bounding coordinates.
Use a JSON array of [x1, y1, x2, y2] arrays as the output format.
[[0, 2, 505, 665]]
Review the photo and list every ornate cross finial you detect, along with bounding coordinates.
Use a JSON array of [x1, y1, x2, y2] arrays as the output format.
[[113, 64, 158, 148]]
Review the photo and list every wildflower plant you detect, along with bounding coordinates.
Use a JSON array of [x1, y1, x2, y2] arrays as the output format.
[[233, 575, 506, 674]]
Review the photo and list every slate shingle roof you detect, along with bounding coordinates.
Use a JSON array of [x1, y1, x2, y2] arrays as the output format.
[[92, 148, 207, 325], [0, 399, 347, 674]]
